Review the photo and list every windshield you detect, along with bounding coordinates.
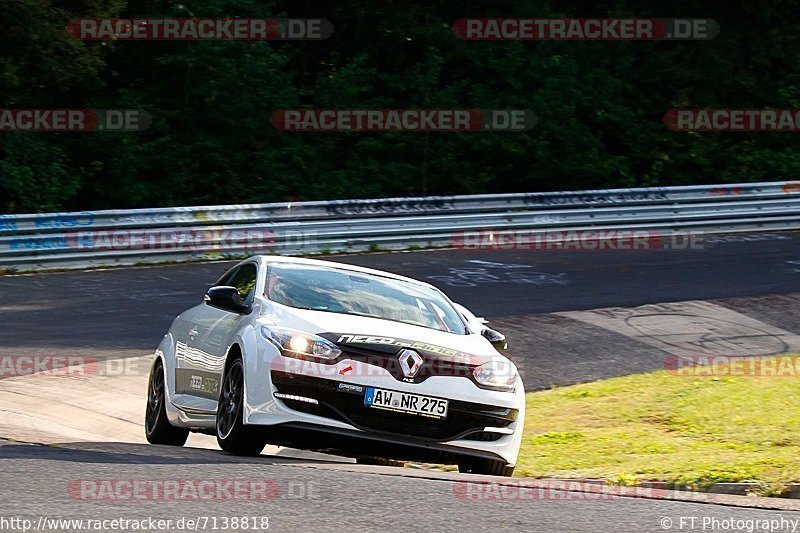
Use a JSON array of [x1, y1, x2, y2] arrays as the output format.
[[266, 263, 466, 334]]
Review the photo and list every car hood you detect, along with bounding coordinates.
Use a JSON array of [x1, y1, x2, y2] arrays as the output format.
[[260, 303, 505, 365]]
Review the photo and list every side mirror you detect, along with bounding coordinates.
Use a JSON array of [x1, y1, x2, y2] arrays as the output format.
[[205, 286, 249, 314], [453, 302, 489, 333], [482, 327, 508, 351]]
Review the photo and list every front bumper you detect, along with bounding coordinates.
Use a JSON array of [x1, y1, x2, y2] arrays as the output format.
[[271, 371, 517, 442], [244, 343, 525, 466], [243, 353, 525, 465]]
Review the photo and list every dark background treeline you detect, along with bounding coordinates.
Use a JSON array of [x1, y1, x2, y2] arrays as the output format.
[[1, 0, 799, 214]]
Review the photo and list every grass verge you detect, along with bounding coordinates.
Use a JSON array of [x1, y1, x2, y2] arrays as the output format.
[[517, 367, 800, 496]]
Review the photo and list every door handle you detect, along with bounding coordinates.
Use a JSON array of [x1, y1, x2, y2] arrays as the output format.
[[188, 327, 198, 340]]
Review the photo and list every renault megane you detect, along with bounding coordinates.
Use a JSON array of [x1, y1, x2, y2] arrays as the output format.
[[145, 256, 524, 475]]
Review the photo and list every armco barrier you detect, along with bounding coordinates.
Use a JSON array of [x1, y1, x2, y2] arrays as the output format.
[[1, 181, 800, 270]]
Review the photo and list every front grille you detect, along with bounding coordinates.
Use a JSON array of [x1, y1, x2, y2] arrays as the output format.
[[271, 371, 516, 442], [337, 346, 479, 385]]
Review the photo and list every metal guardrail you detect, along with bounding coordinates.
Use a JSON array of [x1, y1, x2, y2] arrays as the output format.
[[1, 181, 800, 270]]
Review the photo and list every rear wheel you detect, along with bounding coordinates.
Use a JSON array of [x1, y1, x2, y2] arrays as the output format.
[[216, 358, 267, 456], [145, 359, 189, 446], [458, 458, 515, 477]]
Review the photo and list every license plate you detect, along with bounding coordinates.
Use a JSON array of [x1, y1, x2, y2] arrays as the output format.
[[364, 387, 448, 419]]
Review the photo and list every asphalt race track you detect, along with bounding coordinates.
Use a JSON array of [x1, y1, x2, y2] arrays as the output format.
[[2, 440, 799, 533], [2, 231, 800, 531], [2, 230, 800, 389], [2, 231, 800, 350]]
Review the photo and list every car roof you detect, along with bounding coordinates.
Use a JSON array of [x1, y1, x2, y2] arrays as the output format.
[[248, 255, 434, 287]]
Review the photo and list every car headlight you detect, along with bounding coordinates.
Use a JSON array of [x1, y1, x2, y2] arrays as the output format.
[[473, 360, 518, 391], [261, 326, 342, 360]]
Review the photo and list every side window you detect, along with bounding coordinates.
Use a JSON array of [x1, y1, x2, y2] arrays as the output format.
[[226, 263, 258, 303]]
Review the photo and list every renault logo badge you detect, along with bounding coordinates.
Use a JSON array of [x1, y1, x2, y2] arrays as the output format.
[[398, 349, 423, 379]]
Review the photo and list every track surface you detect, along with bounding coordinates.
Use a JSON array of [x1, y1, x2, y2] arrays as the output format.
[[2, 440, 799, 533], [2, 231, 800, 390], [1, 232, 799, 350], [3, 231, 800, 531]]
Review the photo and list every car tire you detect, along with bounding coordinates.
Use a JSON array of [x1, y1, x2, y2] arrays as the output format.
[[216, 357, 267, 456], [458, 458, 515, 477], [145, 359, 190, 446]]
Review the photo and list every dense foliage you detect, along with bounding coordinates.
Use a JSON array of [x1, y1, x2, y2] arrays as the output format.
[[2, 0, 800, 213]]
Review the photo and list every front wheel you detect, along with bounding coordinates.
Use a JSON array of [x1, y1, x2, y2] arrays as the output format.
[[145, 359, 189, 446], [216, 358, 267, 456], [458, 458, 515, 477]]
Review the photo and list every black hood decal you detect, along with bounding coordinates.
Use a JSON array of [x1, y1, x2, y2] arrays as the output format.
[[318, 332, 487, 366]]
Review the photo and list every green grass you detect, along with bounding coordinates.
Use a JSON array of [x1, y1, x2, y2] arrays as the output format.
[[517, 368, 800, 495]]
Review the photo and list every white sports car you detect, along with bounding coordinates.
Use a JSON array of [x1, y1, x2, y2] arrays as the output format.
[[145, 256, 524, 475]]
